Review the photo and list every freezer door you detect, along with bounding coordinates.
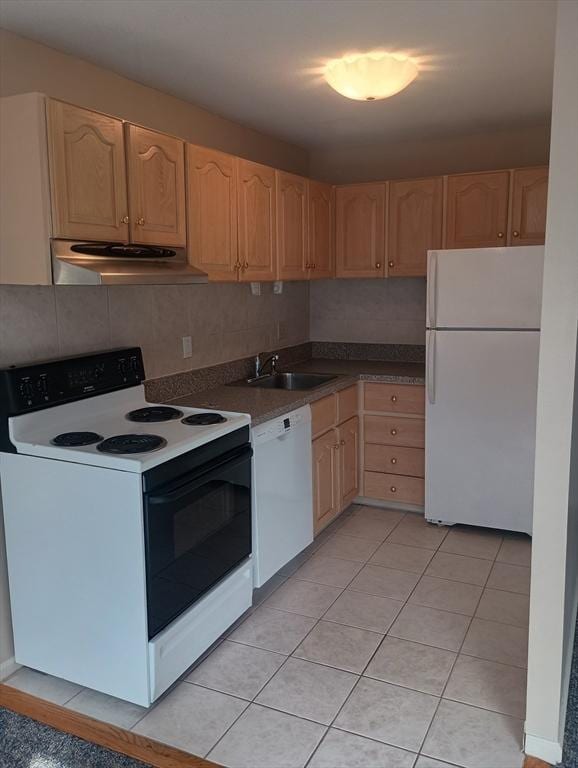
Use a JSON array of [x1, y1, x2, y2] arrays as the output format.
[[425, 329, 539, 533], [427, 247, 543, 329]]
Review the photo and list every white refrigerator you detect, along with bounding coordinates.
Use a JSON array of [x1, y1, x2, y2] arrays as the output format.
[[425, 246, 544, 535]]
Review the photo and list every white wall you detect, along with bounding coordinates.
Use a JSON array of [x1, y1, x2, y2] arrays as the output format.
[[309, 122, 550, 184], [525, 0, 578, 762]]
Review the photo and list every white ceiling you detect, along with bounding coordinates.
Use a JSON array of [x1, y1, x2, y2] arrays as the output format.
[[0, 0, 556, 148]]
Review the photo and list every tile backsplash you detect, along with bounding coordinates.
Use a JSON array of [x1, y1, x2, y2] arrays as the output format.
[[309, 278, 426, 345], [0, 282, 310, 380]]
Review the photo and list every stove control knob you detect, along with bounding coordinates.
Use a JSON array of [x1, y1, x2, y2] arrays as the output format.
[[117, 359, 127, 377]]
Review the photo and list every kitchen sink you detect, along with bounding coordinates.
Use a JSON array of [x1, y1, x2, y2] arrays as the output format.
[[235, 372, 337, 391]]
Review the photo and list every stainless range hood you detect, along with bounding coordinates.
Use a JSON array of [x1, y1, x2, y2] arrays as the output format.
[[51, 240, 208, 285]]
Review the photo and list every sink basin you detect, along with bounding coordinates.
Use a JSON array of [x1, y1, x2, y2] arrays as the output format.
[[238, 372, 337, 391]]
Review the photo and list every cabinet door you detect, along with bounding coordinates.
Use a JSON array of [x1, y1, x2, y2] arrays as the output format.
[[276, 171, 308, 281], [308, 180, 334, 279], [388, 177, 442, 277], [509, 167, 548, 246], [338, 417, 359, 510], [237, 158, 276, 282], [47, 100, 128, 242], [312, 429, 340, 534], [445, 171, 510, 248], [335, 183, 386, 277], [187, 145, 238, 281], [126, 124, 186, 246]]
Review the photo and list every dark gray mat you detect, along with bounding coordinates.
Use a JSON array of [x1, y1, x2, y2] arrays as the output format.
[[0, 707, 151, 768], [562, 613, 578, 768]]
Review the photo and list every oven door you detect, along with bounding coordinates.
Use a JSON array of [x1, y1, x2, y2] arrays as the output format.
[[144, 444, 252, 639]]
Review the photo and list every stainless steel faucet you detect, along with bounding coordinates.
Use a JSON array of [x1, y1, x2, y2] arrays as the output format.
[[255, 353, 279, 378]]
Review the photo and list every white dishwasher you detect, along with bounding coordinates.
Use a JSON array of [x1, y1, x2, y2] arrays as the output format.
[[251, 405, 313, 587]]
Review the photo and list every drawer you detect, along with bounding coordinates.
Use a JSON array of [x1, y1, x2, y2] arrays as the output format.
[[337, 385, 358, 424], [364, 415, 425, 449], [364, 471, 424, 505], [364, 444, 424, 478], [311, 393, 337, 437], [364, 383, 425, 415]]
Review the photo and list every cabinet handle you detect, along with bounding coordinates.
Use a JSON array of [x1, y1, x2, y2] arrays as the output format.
[[242, 261, 249, 269], [388, 260, 394, 268], [497, 232, 504, 238], [305, 263, 311, 269], [312, 263, 316, 269], [375, 262, 381, 269], [390, 486, 397, 493], [513, 231, 520, 238], [340, 439, 346, 446], [136, 217, 145, 225], [391, 457, 397, 465], [390, 395, 397, 402], [390, 428, 398, 436], [234, 262, 241, 271], [333, 443, 341, 450], [121, 215, 129, 224]]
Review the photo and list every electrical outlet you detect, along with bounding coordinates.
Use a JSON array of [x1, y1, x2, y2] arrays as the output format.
[[182, 336, 192, 359]]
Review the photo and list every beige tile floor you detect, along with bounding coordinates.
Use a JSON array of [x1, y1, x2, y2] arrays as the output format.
[[5, 506, 532, 768]]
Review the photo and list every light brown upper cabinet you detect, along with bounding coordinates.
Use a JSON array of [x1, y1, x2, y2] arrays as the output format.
[[237, 159, 277, 282], [387, 176, 442, 277], [187, 145, 238, 281], [126, 125, 186, 247], [335, 183, 387, 278], [308, 180, 334, 279], [445, 171, 510, 249], [509, 166, 548, 246], [276, 171, 308, 281], [47, 100, 129, 242]]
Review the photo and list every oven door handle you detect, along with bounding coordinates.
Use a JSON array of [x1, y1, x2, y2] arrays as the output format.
[[146, 446, 252, 506]]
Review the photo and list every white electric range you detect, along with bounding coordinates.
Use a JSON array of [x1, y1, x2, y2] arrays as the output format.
[[0, 348, 253, 706]]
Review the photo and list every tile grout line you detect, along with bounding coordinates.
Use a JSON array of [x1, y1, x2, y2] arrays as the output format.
[[201, 505, 367, 762], [414, 531, 521, 763], [209, 507, 410, 766], [303, 514, 449, 763]]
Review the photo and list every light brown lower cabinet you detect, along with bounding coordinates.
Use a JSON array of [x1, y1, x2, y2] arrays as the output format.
[[364, 471, 424, 505], [311, 387, 360, 534], [362, 382, 426, 507], [338, 417, 359, 509], [312, 428, 341, 534]]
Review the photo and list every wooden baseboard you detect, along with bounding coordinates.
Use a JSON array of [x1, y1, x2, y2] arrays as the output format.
[[524, 756, 552, 768], [0, 683, 220, 768]]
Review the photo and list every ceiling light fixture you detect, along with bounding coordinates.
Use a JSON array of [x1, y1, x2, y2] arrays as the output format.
[[323, 51, 419, 101]]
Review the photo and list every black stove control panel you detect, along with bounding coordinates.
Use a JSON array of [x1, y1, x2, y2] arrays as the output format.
[[0, 348, 145, 416]]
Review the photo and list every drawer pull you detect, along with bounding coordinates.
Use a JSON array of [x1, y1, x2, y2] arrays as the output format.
[[390, 395, 397, 402], [390, 486, 397, 493], [391, 457, 397, 465], [340, 439, 346, 446], [390, 428, 398, 436]]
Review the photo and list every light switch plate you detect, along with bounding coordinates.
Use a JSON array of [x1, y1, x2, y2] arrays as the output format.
[[182, 336, 192, 358]]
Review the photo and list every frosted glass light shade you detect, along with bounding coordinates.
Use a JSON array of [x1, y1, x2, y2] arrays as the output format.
[[324, 51, 418, 101]]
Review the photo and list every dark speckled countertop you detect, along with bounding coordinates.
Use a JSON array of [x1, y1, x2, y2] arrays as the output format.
[[169, 358, 425, 426]]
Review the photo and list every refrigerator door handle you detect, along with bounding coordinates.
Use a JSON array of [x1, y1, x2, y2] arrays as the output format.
[[427, 330, 436, 404], [427, 252, 438, 329]]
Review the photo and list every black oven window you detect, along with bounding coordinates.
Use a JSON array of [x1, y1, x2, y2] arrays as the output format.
[[145, 448, 251, 638]]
